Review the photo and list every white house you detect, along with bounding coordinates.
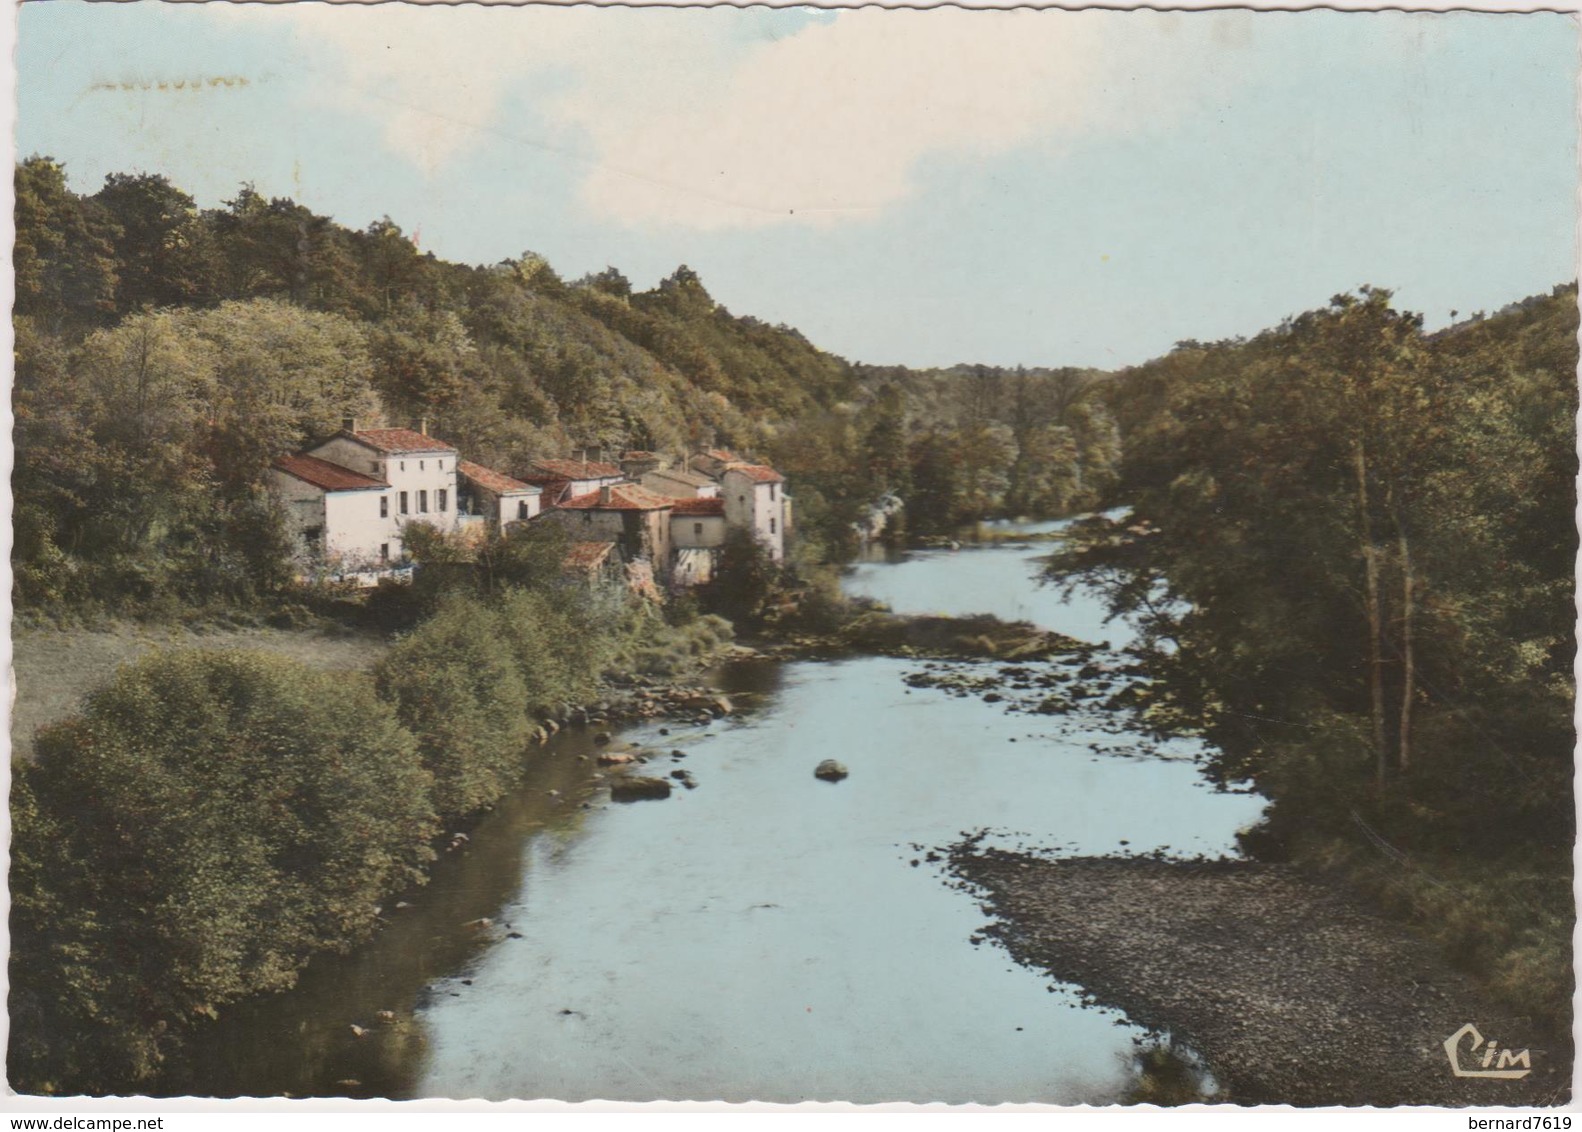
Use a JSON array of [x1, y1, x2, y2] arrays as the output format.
[[269, 455, 392, 572], [669, 496, 728, 586], [458, 460, 541, 533], [270, 419, 460, 580], [721, 464, 788, 561]]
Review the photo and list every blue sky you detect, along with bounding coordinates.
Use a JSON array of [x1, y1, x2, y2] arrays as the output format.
[[17, 3, 1577, 369]]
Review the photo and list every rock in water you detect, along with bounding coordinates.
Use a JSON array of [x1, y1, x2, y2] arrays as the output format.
[[610, 776, 673, 802], [814, 759, 849, 782]]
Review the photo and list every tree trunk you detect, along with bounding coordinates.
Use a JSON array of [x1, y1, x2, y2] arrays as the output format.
[[1354, 443, 1389, 786]]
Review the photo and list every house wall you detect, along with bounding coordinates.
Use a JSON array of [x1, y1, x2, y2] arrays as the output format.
[[268, 469, 328, 553], [323, 490, 396, 566], [546, 507, 628, 547], [671, 514, 727, 549], [722, 471, 785, 560], [671, 547, 718, 587], [498, 491, 540, 526]]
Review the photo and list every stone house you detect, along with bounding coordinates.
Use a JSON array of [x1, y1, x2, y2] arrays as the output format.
[[543, 483, 675, 578]]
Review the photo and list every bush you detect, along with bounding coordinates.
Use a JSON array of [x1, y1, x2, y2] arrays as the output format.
[[494, 586, 621, 717], [375, 597, 533, 818], [10, 650, 438, 1095]]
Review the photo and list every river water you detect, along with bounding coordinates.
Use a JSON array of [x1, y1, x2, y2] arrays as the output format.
[[170, 523, 1264, 1103]]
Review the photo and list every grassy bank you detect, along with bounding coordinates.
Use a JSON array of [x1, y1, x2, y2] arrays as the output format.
[[11, 622, 387, 762]]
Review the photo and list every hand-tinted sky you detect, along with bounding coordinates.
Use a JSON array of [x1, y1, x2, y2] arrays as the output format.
[[17, 3, 1577, 368]]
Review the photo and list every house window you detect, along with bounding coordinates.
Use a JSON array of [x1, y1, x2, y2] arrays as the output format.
[[770, 518, 777, 535], [694, 522, 704, 536], [518, 500, 529, 520], [769, 484, 776, 500], [371, 461, 380, 474], [305, 526, 322, 551], [438, 489, 448, 512], [439, 460, 444, 470], [400, 491, 409, 515], [380, 543, 390, 562], [380, 497, 389, 518], [419, 490, 429, 513], [400, 461, 406, 471], [420, 460, 425, 471]]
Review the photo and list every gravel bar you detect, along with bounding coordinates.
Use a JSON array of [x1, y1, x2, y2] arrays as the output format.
[[949, 848, 1572, 1107]]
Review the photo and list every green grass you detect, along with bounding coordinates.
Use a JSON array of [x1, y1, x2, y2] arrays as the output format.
[[11, 624, 390, 762]]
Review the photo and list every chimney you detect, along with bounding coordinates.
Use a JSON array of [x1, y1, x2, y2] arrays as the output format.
[[599, 485, 613, 506], [341, 416, 358, 434], [412, 417, 429, 436]]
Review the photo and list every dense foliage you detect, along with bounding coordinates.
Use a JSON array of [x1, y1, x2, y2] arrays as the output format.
[[15, 158, 1128, 617], [1055, 285, 1577, 1021], [10, 651, 439, 1093]]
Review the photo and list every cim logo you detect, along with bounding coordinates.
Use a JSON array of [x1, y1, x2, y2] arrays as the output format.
[[1444, 1023, 1532, 1079]]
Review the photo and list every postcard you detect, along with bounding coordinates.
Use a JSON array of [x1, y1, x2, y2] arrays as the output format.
[[8, 0, 1576, 1112]]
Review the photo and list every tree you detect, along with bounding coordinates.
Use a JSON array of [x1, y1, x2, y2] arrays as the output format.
[[14, 157, 119, 331], [10, 651, 438, 1094], [93, 172, 216, 313]]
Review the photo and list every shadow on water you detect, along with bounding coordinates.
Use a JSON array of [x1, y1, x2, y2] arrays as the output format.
[[1121, 1036, 1222, 1106]]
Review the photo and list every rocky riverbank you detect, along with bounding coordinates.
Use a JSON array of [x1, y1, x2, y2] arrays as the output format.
[[948, 846, 1572, 1107]]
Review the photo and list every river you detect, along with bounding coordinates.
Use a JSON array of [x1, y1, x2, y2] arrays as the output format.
[[169, 522, 1265, 1104]]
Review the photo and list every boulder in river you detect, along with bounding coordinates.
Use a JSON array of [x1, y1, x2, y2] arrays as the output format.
[[814, 759, 849, 782], [610, 776, 673, 802], [597, 751, 637, 766]]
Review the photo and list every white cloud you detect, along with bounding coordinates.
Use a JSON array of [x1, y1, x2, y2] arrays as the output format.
[[227, 6, 1256, 229]]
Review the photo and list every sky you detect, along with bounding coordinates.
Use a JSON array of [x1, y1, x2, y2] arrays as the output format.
[[15, 3, 1578, 369]]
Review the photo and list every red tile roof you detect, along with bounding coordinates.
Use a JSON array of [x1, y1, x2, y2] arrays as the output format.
[[273, 454, 387, 492], [563, 540, 616, 572], [349, 428, 457, 454], [557, 484, 675, 512], [670, 496, 725, 516], [724, 463, 785, 484], [458, 460, 537, 495], [701, 448, 741, 463], [527, 458, 623, 481]]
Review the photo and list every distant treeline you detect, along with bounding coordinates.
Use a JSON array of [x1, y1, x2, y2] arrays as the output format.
[[1054, 284, 1578, 1027], [14, 158, 1121, 618]]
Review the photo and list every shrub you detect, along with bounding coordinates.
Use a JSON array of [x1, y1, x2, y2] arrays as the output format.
[[9, 650, 438, 1094], [375, 597, 532, 818]]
